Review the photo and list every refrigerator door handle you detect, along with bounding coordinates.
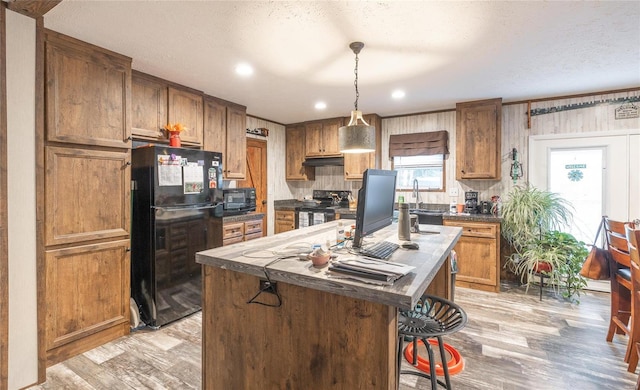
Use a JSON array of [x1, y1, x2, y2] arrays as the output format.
[[153, 204, 220, 212]]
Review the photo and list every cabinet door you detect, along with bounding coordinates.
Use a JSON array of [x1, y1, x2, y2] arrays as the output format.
[[168, 86, 203, 145], [203, 97, 227, 154], [45, 32, 131, 148], [131, 72, 167, 140], [286, 125, 314, 181], [321, 118, 342, 156], [344, 152, 374, 180], [305, 121, 324, 157], [275, 211, 296, 234], [45, 239, 130, 353], [456, 98, 502, 180], [225, 104, 247, 179], [444, 220, 500, 292], [45, 146, 131, 246]]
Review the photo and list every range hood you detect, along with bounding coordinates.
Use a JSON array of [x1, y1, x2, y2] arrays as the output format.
[[302, 157, 344, 167]]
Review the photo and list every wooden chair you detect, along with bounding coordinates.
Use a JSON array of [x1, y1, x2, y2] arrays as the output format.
[[605, 217, 632, 361], [625, 224, 640, 373]]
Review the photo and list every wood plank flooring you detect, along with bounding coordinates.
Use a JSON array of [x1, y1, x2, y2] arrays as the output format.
[[29, 282, 637, 389]]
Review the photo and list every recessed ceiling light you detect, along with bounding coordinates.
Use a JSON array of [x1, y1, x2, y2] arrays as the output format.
[[235, 63, 254, 76], [315, 101, 327, 110], [392, 90, 406, 99]]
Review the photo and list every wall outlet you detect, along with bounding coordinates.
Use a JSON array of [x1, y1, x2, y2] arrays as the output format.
[[259, 279, 278, 295], [449, 187, 459, 196]]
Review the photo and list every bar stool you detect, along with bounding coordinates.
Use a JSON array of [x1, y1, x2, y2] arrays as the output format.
[[398, 294, 467, 389]]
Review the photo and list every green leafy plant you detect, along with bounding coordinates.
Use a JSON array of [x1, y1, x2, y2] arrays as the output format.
[[515, 231, 589, 302], [501, 184, 573, 256]]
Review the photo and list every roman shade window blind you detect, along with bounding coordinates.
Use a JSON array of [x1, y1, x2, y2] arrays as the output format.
[[388, 130, 449, 157]]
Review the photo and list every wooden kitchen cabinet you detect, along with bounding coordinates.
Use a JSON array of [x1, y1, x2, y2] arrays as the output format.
[[211, 215, 264, 247], [131, 71, 204, 145], [45, 239, 130, 365], [44, 31, 132, 366], [444, 219, 501, 292], [285, 124, 315, 181], [343, 114, 382, 180], [131, 71, 167, 140], [203, 95, 247, 180], [45, 31, 131, 149], [305, 117, 343, 157], [456, 98, 502, 180], [168, 86, 203, 145], [275, 210, 296, 234]]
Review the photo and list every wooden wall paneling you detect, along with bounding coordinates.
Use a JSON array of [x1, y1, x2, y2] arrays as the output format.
[[0, 4, 7, 388], [44, 146, 130, 246], [44, 30, 132, 149], [44, 239, 130, 365]]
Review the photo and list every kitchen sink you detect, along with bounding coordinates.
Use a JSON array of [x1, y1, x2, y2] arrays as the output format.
[[408, 209, 445, 225]]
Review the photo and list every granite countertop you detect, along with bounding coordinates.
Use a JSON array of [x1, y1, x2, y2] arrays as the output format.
[[219, 212, 264, 223], [196, 220, 462, 310], [442, 212, 502, 223]]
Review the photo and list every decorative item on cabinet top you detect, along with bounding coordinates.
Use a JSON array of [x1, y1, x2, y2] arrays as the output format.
[[164, 122, 187, 147], [246, 128, 269, 137]]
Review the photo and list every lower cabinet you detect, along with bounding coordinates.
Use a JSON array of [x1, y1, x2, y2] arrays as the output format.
[[275, 210, 296, 234], [45, 239, 131, 365], [212, 214, 264, 247], [443, 219, 501, 292]]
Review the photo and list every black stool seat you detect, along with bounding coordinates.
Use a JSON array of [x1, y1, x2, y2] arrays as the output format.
[[398, 295, 467, 389]]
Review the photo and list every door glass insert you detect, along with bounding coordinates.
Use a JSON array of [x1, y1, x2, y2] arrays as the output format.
[[548, 147, 604, 245]]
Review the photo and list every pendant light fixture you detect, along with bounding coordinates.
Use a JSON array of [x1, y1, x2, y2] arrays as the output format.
[[338, 42, 376, 153]]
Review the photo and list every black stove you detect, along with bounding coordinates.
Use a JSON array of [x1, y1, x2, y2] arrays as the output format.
[[296, 190, 351, 228]]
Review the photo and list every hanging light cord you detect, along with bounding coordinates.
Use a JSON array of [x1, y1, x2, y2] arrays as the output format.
[[353, 51, 359, 111]]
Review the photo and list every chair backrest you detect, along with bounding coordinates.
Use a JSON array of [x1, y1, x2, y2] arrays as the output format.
[[625, 223, 640, 305], [605, 216, 631, 268]]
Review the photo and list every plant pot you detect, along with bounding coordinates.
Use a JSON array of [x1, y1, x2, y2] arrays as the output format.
[[533, 262, 553, 273]]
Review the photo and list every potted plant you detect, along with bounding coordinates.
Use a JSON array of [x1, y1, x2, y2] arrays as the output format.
[[514, 231, 589, 302], [501, 185, 587, 301]]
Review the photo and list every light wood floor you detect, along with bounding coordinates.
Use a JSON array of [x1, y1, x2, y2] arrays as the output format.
[[29, 282, 637, 389]]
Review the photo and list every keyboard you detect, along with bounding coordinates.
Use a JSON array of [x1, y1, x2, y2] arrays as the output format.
[[358, 241, 400, 260]]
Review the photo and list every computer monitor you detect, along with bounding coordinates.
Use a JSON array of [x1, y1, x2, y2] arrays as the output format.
[[353, 169, 398, 248]]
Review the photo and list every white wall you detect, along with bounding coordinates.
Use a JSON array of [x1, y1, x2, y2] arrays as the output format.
[[6, 10, 37, 389]]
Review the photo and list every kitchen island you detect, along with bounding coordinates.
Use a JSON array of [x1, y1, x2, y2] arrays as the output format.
[[196, 220, 462, 389]]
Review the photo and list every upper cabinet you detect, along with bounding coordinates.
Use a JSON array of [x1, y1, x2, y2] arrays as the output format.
[[203, 96, 247, 180], [455, 98, 502, 180], [45, 31, 132, 149], [131, 71, 203, 146], [286, 124, 315, 181], [305, 117, 343, 157], [168, 86, 203, 145], [343, 114, 382, 180], [131, 71, 167, 140]]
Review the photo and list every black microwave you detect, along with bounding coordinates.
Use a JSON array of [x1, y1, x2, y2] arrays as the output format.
[[222, 187, 256, 215]]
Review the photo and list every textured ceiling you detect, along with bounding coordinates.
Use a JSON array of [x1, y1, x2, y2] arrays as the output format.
[[44, 1, 640, 124]]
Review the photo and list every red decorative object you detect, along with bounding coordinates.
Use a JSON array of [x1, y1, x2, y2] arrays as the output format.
[[169, 131, 181, 147], [534, 262, 553, 273]]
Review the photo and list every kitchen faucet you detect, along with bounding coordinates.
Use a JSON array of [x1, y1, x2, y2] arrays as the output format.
[[412, 179, 421, 209]]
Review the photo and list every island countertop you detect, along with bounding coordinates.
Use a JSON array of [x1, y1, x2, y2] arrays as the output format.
[[196, 220, 462, 310]]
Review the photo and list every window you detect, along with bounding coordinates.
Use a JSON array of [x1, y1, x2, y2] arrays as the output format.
[[393, 155, 445, 191], [388, 130, 448, 192]]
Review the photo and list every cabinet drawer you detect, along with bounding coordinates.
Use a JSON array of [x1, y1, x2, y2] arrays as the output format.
[[222, 222, 244, 240], [222, 236, 244, 246], [245, 220, 263, 235], [445, 221, 496, 238], [244, 232, 263, 242], [276, 211, 295, 223]]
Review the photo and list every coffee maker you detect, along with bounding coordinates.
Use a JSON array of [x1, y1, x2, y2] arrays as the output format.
[[464, 191, 478, 214]]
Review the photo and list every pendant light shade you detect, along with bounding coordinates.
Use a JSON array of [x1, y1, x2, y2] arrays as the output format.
[[338, 42, 376, 153]]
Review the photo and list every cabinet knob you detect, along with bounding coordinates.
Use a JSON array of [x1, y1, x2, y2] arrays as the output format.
[[126, 247, 131, 252], [126, 161, 132, 166], [127, 136, 132, 141]]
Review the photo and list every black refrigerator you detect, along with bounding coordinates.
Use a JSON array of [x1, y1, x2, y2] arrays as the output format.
[[131, 145, 223, 328]]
